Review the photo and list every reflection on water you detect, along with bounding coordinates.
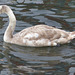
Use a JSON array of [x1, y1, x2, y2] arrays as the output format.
[[0, 0, 75, 75]]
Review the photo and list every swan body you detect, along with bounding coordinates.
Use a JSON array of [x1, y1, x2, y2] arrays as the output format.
[[0, 5, 75, 47]]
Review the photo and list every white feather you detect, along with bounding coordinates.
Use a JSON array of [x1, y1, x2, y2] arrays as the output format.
[[24, 33, 39, 39]]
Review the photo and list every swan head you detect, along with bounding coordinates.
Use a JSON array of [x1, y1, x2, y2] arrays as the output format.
[[0, 5, 10, 14]]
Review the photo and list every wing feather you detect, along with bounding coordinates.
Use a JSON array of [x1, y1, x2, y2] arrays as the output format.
[[12, 25, 69, 46], [16, 25, 69, 41]]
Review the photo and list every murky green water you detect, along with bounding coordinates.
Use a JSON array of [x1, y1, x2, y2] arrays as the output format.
[[0, 0, 75, 75]]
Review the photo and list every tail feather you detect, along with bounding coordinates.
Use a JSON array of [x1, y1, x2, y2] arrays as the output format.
[[70, 31, 75, 39]]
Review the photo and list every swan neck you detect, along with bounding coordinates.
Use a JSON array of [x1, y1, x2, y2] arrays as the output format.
[[4, 7, 16, 42]]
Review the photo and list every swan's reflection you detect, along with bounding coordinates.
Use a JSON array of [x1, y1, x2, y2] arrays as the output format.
[[3, 42, 75, 74]]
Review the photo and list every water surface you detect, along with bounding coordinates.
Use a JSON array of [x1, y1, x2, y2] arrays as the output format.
[[0, 0, 75, 75]]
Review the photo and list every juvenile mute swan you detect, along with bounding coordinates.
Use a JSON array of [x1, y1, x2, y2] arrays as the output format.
[[0, 5, 75, 47]]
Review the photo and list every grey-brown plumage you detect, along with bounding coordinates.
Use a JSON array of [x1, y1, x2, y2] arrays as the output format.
[[0, 5, 75, 47]]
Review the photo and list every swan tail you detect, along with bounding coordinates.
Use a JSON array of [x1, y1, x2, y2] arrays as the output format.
[[70, 31, 75, 39]]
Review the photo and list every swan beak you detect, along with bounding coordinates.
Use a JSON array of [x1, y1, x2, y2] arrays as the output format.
[[0, 6, 2, 14]]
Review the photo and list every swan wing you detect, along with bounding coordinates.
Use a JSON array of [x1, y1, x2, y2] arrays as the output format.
[[18, 25, 60, 40], [13, 25, 69, 46]]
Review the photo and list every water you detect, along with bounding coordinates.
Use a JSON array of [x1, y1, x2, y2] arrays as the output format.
[[0, 0, 75, 75]]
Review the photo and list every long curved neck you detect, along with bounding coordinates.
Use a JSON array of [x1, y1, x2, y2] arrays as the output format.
[[4, 7, 16, 42]]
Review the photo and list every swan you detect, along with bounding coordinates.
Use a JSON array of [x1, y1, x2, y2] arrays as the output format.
[[0, 5, 75, 47]]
